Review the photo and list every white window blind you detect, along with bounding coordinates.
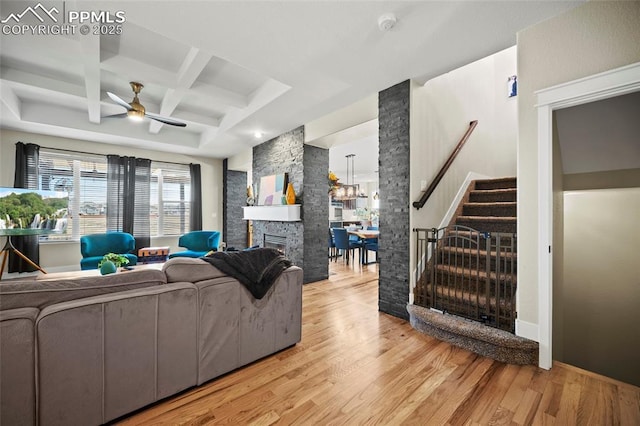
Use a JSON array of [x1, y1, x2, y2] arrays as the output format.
[[150, 162, 191, 236], [38, 149, 108, 240]]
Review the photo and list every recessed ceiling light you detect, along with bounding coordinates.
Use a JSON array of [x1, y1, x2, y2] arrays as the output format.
[[254, 131, 263, 138]]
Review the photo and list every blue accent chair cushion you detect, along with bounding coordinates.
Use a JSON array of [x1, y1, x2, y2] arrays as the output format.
[[80, 232, 138, 270], [169, 231, 221, 259]]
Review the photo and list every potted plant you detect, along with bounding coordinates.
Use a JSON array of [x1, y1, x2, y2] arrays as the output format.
[[98, 253, 130, 275]]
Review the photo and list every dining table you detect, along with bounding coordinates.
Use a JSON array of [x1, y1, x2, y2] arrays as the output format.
[[347, 229, 379, 264]]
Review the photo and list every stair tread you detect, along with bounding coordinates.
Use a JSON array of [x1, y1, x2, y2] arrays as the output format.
[[471, 188, 517, 193], [444, 228, 517, 236], [427, 286, 515, 307], [457, 216, 517, 221], [476, 177, 516, 182], [440, 246, 517, 259], [408, 305, 536, 350], [435, 264, 517, 281], [464, 202, 517, 206]]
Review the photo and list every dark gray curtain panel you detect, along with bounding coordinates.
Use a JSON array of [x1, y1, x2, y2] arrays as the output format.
[[10, 142, 40, 273], [189, 163, 202, 231], [107, 156, 151, 252]]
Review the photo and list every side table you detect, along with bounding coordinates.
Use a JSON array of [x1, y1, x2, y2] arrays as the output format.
[[138, 246, 170, 264]]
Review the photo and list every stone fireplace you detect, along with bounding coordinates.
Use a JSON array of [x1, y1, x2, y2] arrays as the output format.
[[250, 126, 329, 283], [264, 234, 287, 253]]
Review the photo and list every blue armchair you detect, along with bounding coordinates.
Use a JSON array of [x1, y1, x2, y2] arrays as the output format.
[[80, 232, 138, 270], [169, 231, 221, 259]]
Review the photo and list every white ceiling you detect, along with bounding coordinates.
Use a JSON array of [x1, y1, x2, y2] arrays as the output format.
[[0, 1, 584, 159]]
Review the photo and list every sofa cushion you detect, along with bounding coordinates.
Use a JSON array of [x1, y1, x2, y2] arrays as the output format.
[[35, 282, 198, 425], [163, 257, 226, 283], [0, 269, 167, 311]]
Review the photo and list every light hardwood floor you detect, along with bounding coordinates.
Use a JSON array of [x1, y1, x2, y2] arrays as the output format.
[[117, 261, 640, 425]]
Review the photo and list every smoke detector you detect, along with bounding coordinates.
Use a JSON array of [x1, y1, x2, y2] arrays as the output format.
[[378, 13, 397, 31]]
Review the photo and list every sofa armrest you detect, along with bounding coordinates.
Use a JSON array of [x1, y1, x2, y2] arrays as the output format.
[[1, 307, 39, 426], [194, 265, 303, 385], [163, 257, 226, 283]]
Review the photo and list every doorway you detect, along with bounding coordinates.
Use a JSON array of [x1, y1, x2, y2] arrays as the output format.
[[536, 62, 640, 373], [552, 92, 640, 386], [327, 124, 380, 272]]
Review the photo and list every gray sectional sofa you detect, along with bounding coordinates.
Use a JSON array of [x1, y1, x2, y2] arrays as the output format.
[[0, 257, 303, 426]]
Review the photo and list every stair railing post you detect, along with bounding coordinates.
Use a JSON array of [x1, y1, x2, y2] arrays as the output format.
[[495, 233, 502, 329], [484, 232, 492, 325], [430, 228, 438, 310]]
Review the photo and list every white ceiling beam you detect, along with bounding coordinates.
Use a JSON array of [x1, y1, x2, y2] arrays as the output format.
[[0, 84, 22, 119], [149, 47, 213, 133], [78, 32, 101, 123], [20, 101, 201, 149]]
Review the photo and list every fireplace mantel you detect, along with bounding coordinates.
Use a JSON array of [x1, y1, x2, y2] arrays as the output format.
[[243, 205, 301, 222]]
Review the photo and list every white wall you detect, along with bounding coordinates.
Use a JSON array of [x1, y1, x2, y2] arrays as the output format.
[[517, 1, 640, 326], [411, 46, 518, 230], [0, 129, 223, 272], [409, 46, 518, 279], [305, 94, 378, 145], [560, 188, 640, 386]]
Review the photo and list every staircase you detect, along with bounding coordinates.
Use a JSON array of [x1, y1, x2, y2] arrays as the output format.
[[410, 177, 538, 365], [454, 176, 517, 233]]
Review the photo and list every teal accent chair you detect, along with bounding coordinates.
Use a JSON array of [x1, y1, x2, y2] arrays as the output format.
[[169, 231, 221, 259], [80, 232, 138, 270]]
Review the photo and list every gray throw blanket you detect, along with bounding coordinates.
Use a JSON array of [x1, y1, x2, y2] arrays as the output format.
[[201, 248, 292, 299]]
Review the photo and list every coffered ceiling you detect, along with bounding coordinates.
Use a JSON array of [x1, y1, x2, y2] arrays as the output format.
[[0, 1, 584, 159]]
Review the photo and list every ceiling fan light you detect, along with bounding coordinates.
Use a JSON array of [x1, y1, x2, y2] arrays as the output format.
[[127, 110, 144, 121]]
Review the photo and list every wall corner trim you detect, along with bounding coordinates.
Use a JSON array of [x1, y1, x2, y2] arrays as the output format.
[[515, 319, 539, 343]]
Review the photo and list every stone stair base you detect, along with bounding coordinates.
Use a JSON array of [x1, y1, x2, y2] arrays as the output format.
[[407, 304, 538, 365]]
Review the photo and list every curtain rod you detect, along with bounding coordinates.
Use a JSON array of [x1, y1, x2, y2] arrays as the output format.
[[37, 145, 194, 167]]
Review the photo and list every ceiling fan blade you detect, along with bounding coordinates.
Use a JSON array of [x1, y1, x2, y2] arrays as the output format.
[[102, 113, 128, 119], [107, 92, 133, 111], [146, 112, 187, 127]]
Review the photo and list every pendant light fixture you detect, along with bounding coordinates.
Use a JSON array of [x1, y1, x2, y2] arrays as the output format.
[[345, 154, 355, 197]]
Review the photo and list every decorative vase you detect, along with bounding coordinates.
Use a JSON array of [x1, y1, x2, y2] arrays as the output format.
[[286, 183, 296, 205], [99, 260, 117, 275]]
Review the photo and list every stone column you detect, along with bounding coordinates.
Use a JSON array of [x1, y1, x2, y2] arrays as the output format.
[[378, 80, 411, 320]]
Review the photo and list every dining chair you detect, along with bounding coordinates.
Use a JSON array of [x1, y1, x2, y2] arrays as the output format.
[[332, 228, 362, 265], [363, 226, 378, 264], [328, 228, 337, 260]]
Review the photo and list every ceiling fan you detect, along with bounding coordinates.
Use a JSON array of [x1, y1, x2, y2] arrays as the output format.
[[105, 82, 186, 127]]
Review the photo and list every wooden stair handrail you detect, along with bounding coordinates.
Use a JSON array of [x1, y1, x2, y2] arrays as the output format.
[[413, 120, 478, 210]]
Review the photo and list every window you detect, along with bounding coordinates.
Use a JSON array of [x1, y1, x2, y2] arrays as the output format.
[[34, 150, 193, 240], [38, 149, 108, 240], [150, 162, 191, 236]]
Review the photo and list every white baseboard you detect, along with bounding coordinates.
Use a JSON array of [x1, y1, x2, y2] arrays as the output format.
[[515, 319, 539, 342]]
